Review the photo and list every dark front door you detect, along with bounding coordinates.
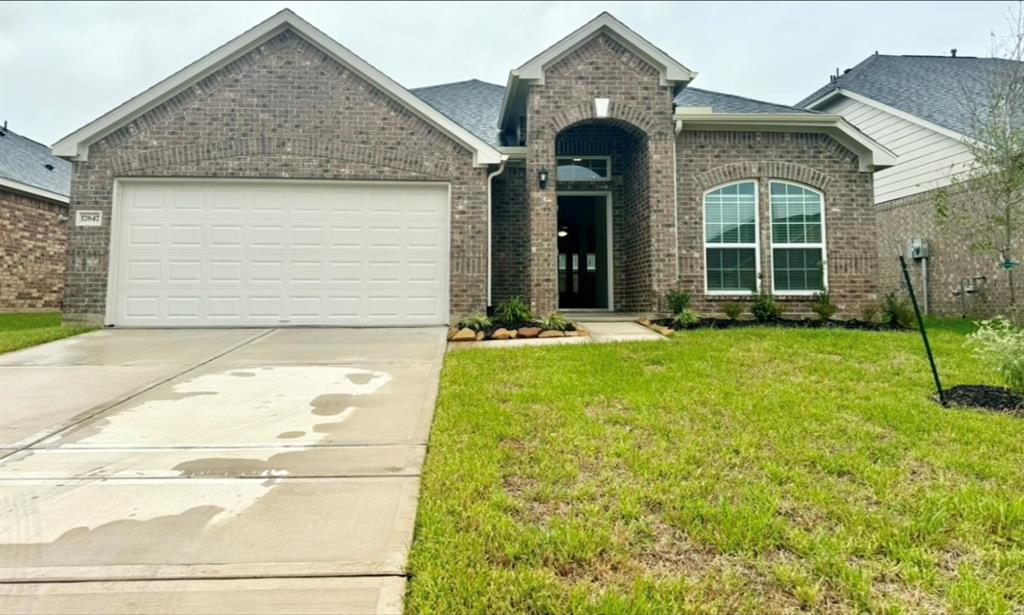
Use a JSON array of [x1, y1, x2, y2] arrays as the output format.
[[557, 195, 608, 309]]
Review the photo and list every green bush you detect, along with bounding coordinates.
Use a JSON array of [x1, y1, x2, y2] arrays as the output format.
[[811, 291, 838, 320], [538, 312, 570, 332], [881, 293, 915, 329], [458, 313, 492, 332], [673, 309, 701, 328], [665, 289, 692, 315], [722, 301, 745, 321], [750, 291, 783, 322], [494, 297, 533, 326], [860, 303, 880, 323], [968, 317, 1024, 393]]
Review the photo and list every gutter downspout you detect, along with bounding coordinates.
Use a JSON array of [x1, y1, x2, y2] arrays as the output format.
[[486, 160, 507, 308]]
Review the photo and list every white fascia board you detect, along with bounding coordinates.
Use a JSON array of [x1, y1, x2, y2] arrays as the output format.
[[52, 9, 502, 166], [0, 177, 70, 204], [675, 113, 898, 171], [806, 88, 980, 147], [497, 146, 527, 159], [499, 12, 697, 130]]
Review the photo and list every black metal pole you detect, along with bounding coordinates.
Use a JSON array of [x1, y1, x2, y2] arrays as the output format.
[[899, 254, 944, 404]]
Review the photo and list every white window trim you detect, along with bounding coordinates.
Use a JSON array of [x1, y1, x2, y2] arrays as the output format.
[[702, 179, 760, 296], [768, 181, 828, 296], [555, 156, 612, 182]]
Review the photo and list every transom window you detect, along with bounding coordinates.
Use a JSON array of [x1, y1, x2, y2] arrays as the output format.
[[704, 181, 759, 293], [770, 182, 827, 293], [556, 157, 610, 181]]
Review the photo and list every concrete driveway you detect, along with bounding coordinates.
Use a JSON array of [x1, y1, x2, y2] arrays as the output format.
[[0, 327, 446, 614]]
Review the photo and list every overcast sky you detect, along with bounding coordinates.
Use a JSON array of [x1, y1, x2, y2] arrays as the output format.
[[0, 0, 1014, 146]]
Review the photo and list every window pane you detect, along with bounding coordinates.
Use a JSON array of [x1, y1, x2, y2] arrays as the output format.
[[771, 182, 822, 246], [556, 157, 609, 181], [773, 248, 824, 291], [705, 182, 756, 245], [707, 248, 757, 292]]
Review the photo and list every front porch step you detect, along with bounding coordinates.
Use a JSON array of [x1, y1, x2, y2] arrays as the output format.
[[560, 311, 655, 322]]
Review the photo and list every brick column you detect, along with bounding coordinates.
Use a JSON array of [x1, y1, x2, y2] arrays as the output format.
[[526, 136, 558, 315]]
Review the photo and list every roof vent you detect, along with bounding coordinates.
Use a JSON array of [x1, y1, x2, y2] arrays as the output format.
[[0, 120, 6, 137], [950, 48, 957, 57], [44, 163, 55, 171]]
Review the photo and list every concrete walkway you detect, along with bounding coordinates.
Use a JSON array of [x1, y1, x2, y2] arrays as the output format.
[[577, 320, 666, 343], [0, 328, 446, 614]]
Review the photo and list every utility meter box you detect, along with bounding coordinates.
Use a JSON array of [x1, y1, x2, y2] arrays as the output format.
[[909, 238, 929, 260]]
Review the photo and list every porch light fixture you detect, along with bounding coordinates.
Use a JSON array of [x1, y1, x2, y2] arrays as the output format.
[[558, 226, 569, 238], [538, 168, 549, 189]]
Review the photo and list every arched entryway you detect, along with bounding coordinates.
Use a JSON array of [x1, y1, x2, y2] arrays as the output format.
[[554, 119, 650, 311]]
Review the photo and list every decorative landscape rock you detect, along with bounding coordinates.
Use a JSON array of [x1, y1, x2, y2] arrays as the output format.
[[539, 330, 565, 338], [491, 328, 512, 340], [475, 331, 485, 341], [517, 327, 542, 338], [449, 328, 477, 342]]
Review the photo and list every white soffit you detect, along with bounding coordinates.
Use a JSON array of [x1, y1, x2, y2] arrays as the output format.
[[51, 9, 503, 166]]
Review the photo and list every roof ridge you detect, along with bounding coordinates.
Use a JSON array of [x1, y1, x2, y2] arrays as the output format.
[[0, 127, 58, 152], [411, 78, 506, 92], [682, 87, 806, 111]]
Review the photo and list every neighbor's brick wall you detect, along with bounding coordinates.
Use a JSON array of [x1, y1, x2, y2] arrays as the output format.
[[64, 29, 488, 324], [0, 190, 68, 311], [877, 185, 1016, 317], [524, 32, 677, 314], [677, 131, 879, 316]]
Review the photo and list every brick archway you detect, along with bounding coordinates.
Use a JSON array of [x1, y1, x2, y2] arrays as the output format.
[[695, 161, 831, 193]]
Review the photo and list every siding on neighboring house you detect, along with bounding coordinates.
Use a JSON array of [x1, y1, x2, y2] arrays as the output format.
[[818, 95, 974, 203]]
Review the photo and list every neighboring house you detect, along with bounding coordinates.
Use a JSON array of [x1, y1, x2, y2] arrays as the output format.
[[53, 10, 895, 327], [799, 53, 1019, 316], [0, 125, 72, 311]]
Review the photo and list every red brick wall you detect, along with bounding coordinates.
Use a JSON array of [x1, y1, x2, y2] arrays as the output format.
[[64, 29, 488, 324], [677, 131, 879, 316], [877, 185, 1016, 317], [1, 190, 68, 310]]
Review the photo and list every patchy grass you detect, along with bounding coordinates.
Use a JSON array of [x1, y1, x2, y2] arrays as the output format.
[[0, 313, 96, 354], [407, 319, 1024, 614]]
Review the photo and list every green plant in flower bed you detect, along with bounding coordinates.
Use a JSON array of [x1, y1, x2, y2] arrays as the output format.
[[672, 308, 701, 328], [538, 312, 571, 332], [494, 297, 533, 327], [750, 291, 783, 322], [881, 292, 916, 329], [969, 316, 1024, 393], [665, 288, 692, 315], [810, 290, 838, 320], [722, 300, 744, 321], [458, 313, 492, 332]]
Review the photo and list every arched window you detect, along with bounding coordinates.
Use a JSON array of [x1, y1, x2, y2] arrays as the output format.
[[769, 182, 827, 293], [704, 181, 759, 293]]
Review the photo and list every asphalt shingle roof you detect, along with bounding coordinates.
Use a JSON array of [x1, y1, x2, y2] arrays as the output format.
[[675, 87, 812, 114], [796, 54, 1020, 140], [411, 81, 808, 146], [411, 79, 505, 147], [0, 127, 71, 197]]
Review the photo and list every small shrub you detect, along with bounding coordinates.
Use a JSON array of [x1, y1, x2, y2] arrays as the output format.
[[665, 289, 692, 315], [750, 291, 783, 322], [881, 292, 915, 329], [458, 313, 492, 332], [860, 303, 880, 323], [969, 317, 1024, 393], [722, 301, 745, 321], [495, 296, 533, 326], [810, 291, 838, 321], [538, 312, 570, 332], [673, 309, 701, 328]]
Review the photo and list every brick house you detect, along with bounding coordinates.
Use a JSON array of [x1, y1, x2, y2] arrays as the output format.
[[53, 10, 895, 327], [0, 126, 72, 311], [799, 53, 1021, 317]]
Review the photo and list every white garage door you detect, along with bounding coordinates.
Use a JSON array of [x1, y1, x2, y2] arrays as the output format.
[[108, 180, 449, 327]]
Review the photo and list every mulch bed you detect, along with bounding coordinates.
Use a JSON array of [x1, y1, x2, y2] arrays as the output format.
[[653, 317, 908, 332], [941, 385, 1024, 417]]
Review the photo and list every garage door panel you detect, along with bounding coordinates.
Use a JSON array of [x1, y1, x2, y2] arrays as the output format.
[[112, 181, 449, 326]]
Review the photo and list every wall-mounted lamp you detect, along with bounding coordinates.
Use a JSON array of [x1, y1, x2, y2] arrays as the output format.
[[538, 168, 549, 189], [557, 226, 568, 238]]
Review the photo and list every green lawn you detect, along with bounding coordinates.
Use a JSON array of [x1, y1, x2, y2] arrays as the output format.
[[0, 312, 97, 354], [407, 320, 1024, 614]]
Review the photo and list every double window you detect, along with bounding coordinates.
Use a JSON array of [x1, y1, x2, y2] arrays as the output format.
[[703, 180, 827, 294]]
